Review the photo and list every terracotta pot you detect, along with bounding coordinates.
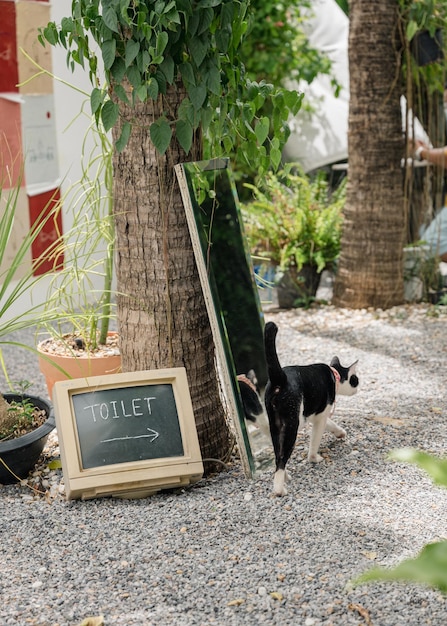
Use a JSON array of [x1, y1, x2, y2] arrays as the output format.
[[37, 332, 121, 398], [0, 394, 55, 484]]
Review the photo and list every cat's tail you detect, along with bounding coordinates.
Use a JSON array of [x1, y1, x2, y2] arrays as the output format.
[[264, 322, 287, 388]]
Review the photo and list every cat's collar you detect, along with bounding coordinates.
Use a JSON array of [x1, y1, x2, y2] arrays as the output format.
[[330, 366, 341, 388], [237, 374, 257, 394]]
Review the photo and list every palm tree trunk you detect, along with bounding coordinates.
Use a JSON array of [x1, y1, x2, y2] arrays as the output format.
[[111, 82, 233, 473], [333, 0, 405, 309]]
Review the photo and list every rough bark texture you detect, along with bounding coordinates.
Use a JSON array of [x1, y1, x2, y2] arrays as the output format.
[[111, 82, 233, 473], [333, 0, 405, 309]]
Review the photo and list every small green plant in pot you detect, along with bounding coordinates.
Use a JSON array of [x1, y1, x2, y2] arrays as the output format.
[[0, 381, 43, 441], [242, 167, 345, 307], [16, 52, 120, 396], [36, 111, 121, 397], [0, 380, 54, 485]]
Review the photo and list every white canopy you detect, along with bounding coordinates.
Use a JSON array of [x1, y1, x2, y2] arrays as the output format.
[[282, 0, 430, 172], [282, 0, 349, 172]]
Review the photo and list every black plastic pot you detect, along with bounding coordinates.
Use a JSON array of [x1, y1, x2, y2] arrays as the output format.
[[276, 264, 320, 308], [428, 288, 447, 305], [412, 29, 443, 66], [0, 394, 55, 484]]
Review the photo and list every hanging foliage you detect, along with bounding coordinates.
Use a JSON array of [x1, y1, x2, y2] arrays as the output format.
[[39, 0, 304, 176]]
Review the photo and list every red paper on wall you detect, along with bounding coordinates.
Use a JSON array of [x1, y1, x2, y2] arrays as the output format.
[[28, 187, 64, 276], [0, 1, 19, 92]]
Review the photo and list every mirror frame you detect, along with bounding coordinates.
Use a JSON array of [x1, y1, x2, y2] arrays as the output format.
[[175, 158, 273, 477]]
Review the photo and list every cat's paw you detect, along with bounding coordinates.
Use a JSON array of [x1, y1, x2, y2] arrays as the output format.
[[285, 470, 292, 483], [273, 486, 288, 497], [335, 427, 346, 439], [308, 453, 324, 463], [273, 470, 288, 496], [326, 418, 346, 439]]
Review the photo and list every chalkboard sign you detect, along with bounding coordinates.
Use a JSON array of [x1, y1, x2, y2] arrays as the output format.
[[72, 384, 184, 469], [52, 368, 203, 500]]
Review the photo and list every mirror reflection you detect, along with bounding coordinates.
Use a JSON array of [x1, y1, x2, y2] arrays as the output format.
[[175, 159, 274, 475]]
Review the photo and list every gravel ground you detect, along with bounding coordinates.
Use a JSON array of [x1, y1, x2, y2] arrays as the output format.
[[0, 303, 446, 626]]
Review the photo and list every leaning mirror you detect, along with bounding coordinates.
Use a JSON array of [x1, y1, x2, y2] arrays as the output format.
[[175, 159, 274, 477]]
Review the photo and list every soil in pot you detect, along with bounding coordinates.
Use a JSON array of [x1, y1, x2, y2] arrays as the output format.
[[0, 394, 55, 484]]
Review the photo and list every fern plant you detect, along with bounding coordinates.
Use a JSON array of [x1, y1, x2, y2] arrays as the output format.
[[242, 167, 345, 274]]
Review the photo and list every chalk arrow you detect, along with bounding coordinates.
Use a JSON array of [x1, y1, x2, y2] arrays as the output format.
[[100, 428, 160, 444], [144, 428, 159, 442]]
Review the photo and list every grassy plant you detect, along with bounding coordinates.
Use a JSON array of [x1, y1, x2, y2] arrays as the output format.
[[18, 48, 116, 352], [0, 172, 70, 384], [39, 112, 116, 350]]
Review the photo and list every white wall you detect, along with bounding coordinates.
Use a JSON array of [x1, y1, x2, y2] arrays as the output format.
[[51, 1, 99, 199], [2, 0, 106, 324]]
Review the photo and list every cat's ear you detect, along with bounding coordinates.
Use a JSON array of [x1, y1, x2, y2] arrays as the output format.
[[348, 360, 359, 389], [247, 369, 258, 388], [330, 356, 341, 368], [349, 360, 359, 373]]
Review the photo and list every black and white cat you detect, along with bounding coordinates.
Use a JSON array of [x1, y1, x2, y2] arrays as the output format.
[[264, 321, 359, 496]]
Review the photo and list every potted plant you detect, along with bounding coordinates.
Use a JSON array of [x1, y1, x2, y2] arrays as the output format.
[[241, 167, 345, 307], [15, 51, 120, 397], [0, 151, 118, 481], [0, 383, 55, 484], [35, 113, 121, 397]]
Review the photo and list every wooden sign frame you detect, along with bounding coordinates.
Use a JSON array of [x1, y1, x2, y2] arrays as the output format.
[[52, 368, 204, 500]]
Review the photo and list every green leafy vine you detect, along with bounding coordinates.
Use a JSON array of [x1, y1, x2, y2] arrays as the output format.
[[39, 0, 303, 175]]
